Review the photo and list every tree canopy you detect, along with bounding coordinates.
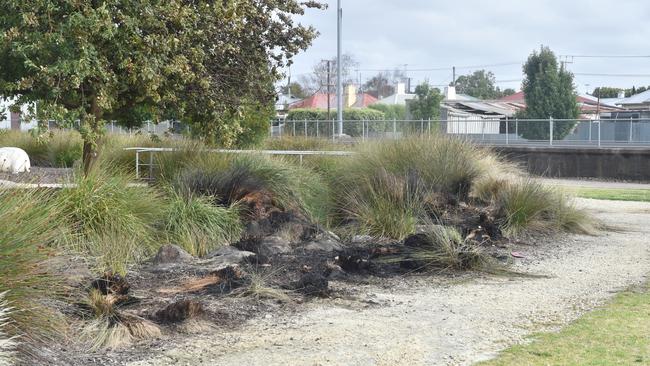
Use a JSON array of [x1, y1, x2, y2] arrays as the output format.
[[0, 0, 323, 171], [455, 70, 507, 99], [517, 46, 579, 140], [362, 69, 406, 99], [408, 83, 443, 120]]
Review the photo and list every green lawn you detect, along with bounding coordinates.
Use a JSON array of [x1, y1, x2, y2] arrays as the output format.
[[572, 188, 650, 202], [479, 284, 650, 365]]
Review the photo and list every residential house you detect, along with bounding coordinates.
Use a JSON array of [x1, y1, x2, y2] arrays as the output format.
[[374, 82, 416, 106], [289, 85, 378, 111], [440, 86, 517, 136]]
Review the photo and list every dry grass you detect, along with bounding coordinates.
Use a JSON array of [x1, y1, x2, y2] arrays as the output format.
[[82, 289, 161, 351], [0, 293, 17, 366]]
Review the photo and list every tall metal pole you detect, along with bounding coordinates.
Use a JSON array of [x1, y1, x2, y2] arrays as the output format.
[[336, 0, 343, 136], [326, 60, 332, 121]]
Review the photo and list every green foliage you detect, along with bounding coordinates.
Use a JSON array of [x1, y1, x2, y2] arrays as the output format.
[[399, 225, 489, 271], [173, 153, 331, 225], [232, 103, 275, 148], [341, 169, 425, 240], [286, 108, 386, 137], [483, 178, 594, 236], [455, 70, 509, 100], [408, 83, 444, 120], [163, 190, 242, 257], [0, 0, 322, 169], [329, 137, 486, 238], [0, 130, 82, 167], [368, 104, 407, 120], [518, 46, 580, 140], [57, 167, 166, 274], [593, 86, 649, 98], [264, 136, 341, 151], [0, 189, 64, 344]]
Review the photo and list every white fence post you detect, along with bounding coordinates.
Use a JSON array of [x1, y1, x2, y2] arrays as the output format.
[[505, 116, 509, 145], [549, 117, 554, 146]]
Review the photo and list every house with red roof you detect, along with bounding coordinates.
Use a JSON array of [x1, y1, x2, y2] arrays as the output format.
[[289, 85, 377, 110]]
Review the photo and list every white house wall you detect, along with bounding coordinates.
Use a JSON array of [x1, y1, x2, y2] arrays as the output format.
[[446, 116, 500, 135]]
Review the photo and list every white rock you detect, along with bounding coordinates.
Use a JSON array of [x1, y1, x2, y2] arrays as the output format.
[[0, 147, 31, 174]]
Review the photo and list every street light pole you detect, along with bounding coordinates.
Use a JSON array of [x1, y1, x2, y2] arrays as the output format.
[[336, 0, 343, 136]]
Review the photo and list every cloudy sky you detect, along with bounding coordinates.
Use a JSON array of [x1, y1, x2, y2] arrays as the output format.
[[289, 0, 650, 93]]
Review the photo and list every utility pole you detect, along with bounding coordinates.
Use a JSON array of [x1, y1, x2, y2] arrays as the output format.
[[326, 60, 332, 120], [452, 66, 456, 86], [336, 0, 343, 136]]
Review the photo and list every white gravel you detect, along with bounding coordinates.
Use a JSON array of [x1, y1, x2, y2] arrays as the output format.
[[129, 199, 650, 366]]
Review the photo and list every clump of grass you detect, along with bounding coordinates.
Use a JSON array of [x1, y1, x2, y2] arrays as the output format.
[[82, 289, 161, 351], [57, 167, 166, 274], [264, 136, 342, 151], [341, 136, 485, 198], [389, 225, 490, 271], [174, 153, 331, 224], [163, 189, 243, 257], [0, 292, 17, 366], [0, 130, 82, 167], [487, 178, 595, 236], [0, 189, 64, 356], [342, 169, 425, 240], [231, 270, 291, 303]]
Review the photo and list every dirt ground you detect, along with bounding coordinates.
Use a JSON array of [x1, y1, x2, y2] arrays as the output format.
[[115, 198, 649, 366]]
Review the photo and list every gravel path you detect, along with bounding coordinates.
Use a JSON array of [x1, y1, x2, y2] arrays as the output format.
[[129, 199, 650, 366]]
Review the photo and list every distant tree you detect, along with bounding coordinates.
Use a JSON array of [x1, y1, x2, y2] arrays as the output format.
[[502, 88, 517, 97], [363, 69, 406, 99], [408, 83, 443, 120], [517, 46, 579, 140], [288, 82, 309, 99], [626, 86, 649, 97], [592, 87, 622, 99], [0, 0, 323, 173], [455, 70, 506, 99], [299, 54, 358, 95]]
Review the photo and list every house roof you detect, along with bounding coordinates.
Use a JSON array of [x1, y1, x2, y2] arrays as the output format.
[[618, 90, 650, 105], [497, 91, 623, 114], [376, 93, 416, 106], [289, 92, 377, 110]]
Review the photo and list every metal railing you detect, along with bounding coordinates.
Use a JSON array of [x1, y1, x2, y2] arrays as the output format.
[[124, 147, 354, 180], [272, 118, 650, 148]]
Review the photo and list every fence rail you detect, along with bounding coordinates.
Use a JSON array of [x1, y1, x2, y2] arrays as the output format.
[[124, 147, 355, 180], [272, 118, 650, 148]]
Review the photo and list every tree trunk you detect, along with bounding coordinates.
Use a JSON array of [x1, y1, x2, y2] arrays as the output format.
[[82, 95, 103, 175]]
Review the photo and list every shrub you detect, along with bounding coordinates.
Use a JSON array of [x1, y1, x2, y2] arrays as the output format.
[[163, 190, 243, 257], [285, 108, 385, 137], [57, 167, 166, 274], [0, 189, 64, 351], [368, 104, 407, 120]]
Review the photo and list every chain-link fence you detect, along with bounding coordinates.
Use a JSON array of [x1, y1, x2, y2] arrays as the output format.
[[273, 118, 650, 147]]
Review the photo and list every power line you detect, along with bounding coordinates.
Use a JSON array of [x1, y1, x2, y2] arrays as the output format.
[[355, 61, 521, 73], [560, 54, 650, 59], [574, 73, 650, 78]]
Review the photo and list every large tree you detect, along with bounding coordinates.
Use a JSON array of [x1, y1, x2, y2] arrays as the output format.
[[298, 53, 358, 95], [455, 70, 504, 99], [517, 46, 579, 140], [363, 69, 406, 99], [0, 0, 323, 172], [408, 82, 443, 120]]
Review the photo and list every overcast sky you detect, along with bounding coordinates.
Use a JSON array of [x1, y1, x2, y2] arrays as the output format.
[[288, 0, 650, 93]]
